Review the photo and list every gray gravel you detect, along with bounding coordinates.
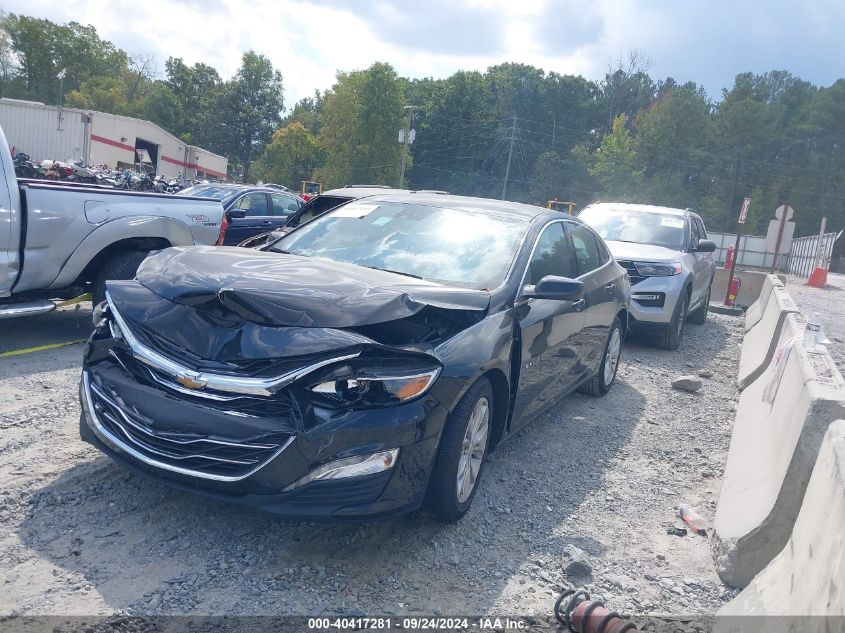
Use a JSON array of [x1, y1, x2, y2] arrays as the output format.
[[785, 272, 845, 370], [1, 304, 744, 619]]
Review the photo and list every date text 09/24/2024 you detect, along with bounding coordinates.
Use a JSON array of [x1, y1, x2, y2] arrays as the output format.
[[307, 617, 529, 630]]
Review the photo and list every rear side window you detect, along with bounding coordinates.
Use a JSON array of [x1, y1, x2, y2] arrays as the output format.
[[271, 193, 301, 216], [236, 192, 270, 216], [291, 195, 351, 227], [526, 222, 576, 284], [569, 224, 604, 275]]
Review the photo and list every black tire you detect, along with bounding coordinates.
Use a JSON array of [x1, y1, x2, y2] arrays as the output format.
[[688, 281, 712, 325], [92, 251, 149, 304], [428, 377, 493, 523], [579, 316, 623, 396], [661, 291, 689, 350]]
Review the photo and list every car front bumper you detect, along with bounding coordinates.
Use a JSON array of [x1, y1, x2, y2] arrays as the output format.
[[627, 274, 687, 328], [79, 363, 447, 520]]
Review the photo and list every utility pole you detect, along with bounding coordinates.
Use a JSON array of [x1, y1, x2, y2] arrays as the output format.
[[501, 116, 517, 200], [398, 105, 417, 189]]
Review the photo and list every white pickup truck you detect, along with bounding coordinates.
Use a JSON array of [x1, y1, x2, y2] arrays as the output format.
[[0, 125, 227, 318]]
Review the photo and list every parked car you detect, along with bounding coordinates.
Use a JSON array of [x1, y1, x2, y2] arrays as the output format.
[[0, 125, 226, 317], [237, 186, 413, 248], [80, 194, 630, 521], [178, 184, 304, 245], [578, 202, 716, 350]]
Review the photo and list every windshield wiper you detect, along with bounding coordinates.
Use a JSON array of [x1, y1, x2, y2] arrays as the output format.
[[360, 264, 423, 280]]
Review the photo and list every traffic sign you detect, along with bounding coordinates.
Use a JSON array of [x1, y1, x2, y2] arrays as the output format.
[[775, 204, 794, 221], [738, 197, 751, 224]]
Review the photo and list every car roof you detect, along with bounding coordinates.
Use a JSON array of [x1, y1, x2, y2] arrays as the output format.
[[584, 202, 691, 217], [353, 192, 559, 222]]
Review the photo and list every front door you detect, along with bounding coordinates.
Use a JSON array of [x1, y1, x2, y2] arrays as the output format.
[[224, 192, 272, 245], [512, 221, 586, 426]]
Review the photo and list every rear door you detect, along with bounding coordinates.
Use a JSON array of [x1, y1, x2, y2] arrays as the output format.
[[512, 221, 586, 426], [567, 221, 619, 372], [270, 193, 302, 229], [224, 192, 272, 245]]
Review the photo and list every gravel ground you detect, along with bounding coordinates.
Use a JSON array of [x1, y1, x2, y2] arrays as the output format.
[[785, 272, 845, 370], [1, 303, 744, 622]]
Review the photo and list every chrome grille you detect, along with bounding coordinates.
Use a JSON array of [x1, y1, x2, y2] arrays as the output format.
[[87, 377, 292, 479]]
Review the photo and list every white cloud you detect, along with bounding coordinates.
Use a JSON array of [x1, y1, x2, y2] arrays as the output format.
[[3, 0, 843, 107]]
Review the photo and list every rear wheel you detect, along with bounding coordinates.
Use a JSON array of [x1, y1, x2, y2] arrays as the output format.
[[580, 316, 623, 396], [428, 378, 492, 522], [688, 281, 712, 325], [92, 251, 149, 305], [661, 291, 689, 350]]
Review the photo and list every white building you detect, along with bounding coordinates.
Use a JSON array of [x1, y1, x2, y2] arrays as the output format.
[[0, 98, 228, 180]]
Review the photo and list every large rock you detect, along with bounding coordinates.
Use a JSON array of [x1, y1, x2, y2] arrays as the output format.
[[672, 375, 702, 392], [561, 544, 593, 579]]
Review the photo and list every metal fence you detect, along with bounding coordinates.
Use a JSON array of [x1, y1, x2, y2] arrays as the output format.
[[707, 232, 788, 270], [786, 232, 838, 278]]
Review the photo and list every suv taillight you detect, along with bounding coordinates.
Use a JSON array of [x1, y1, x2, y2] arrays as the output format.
[[216, 214, 228, 245]]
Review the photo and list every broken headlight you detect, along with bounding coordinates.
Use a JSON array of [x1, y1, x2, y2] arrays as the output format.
[[308, 361, 441, 407]]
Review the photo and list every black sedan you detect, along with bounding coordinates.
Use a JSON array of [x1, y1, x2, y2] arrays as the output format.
[[80, 194, 630, 521]]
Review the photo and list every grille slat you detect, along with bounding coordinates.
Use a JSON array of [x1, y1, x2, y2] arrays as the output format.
[[89, 381, 290, 478]]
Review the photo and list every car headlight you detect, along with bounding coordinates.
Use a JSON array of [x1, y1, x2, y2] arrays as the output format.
[[308, 364, 441, 407], [633, 261, 682, 276]]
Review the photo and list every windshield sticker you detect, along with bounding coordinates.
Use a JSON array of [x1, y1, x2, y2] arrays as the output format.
[[660, 217, 684, 228], [333, 203, 380, 218]]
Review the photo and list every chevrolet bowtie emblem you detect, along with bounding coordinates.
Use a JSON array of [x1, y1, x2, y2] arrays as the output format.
[[176, 374, 207, 389]]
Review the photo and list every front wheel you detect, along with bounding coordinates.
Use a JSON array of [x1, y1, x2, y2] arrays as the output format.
[[428, 377, 493, 522], [579, 316, 623, 396], [661, 292, 689, 350]]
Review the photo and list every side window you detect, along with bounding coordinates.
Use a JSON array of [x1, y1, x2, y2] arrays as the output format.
[[291, 196, 349, 227], [689, 217, 702, 249], [236, 193, 270, 216], [271, 193, 300, 216], [695, 218, 707, 239], [526, 223, 576, 285], [569, 223, 603, 275]]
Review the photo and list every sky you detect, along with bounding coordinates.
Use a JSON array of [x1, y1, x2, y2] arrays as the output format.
[[4, 0, 843, 108]]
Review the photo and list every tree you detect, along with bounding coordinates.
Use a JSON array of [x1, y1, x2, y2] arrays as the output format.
[[589, 115, 644, 198], [254, 122, 324, 188], [529, 151, 568, 204], [317, 62, 405, 188], [218, 51, 284, 182], [0, 13, 15, 99]]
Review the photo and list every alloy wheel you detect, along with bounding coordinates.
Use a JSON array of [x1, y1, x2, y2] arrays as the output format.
[[456, 396, 490, 504], [604, 327, 622, 386]]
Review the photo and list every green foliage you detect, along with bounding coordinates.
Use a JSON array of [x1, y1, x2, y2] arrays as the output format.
[[588, 115, 644, 199], [254, 122, 324, 188], [316, 62, 404, 188]]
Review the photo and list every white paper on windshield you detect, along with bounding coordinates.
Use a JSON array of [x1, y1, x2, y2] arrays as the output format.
[[333, 203, 380, 218], [660, 216, 684, 228]]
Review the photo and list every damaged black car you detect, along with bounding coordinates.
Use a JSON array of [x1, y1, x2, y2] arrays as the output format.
[[80, 193, 630, 522]]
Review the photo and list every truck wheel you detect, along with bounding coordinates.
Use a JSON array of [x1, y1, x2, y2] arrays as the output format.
[[688, 281, 712, 325], [93, 251, 149, 304]]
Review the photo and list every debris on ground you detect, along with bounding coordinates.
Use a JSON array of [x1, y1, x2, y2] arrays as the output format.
[[678, 504, 708, 536], [561, 544, 594, 579], [671, 375, 703, 392], [667, 526, 688, 537]]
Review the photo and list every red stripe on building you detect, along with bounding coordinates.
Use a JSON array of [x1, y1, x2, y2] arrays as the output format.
[[160, 155, 227, 179], [90, 134, 135, 152]]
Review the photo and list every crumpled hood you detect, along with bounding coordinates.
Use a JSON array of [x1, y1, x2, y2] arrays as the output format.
[[134, 246, 490, 329], [604, 240, 682, 262]]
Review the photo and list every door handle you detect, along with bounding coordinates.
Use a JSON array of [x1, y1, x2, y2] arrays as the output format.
[[604, 282, 616, 292], [572, 298, 586, 312]]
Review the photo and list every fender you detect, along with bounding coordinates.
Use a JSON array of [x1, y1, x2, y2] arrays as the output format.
[[48, 216, 195, 290]]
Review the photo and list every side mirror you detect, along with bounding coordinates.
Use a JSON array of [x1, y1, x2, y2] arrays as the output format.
[[695, 239, 717, 253], [522, 275, 584, 301], [227, 209, 246, 219]]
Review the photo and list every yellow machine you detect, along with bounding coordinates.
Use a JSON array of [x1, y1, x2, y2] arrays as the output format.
[[547, 199, 575, 214], [301, 181, 322, 196]]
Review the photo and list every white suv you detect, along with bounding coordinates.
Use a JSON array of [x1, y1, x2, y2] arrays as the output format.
[[579, 203, 716, 350]]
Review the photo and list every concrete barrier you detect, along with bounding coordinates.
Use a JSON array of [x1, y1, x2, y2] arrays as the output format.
[[712, 336, 845, 588], [743, 274, 784, 332], [716, 420, 845, 630], [712, 269, 781, 309], [737, 289, 803, 391]]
